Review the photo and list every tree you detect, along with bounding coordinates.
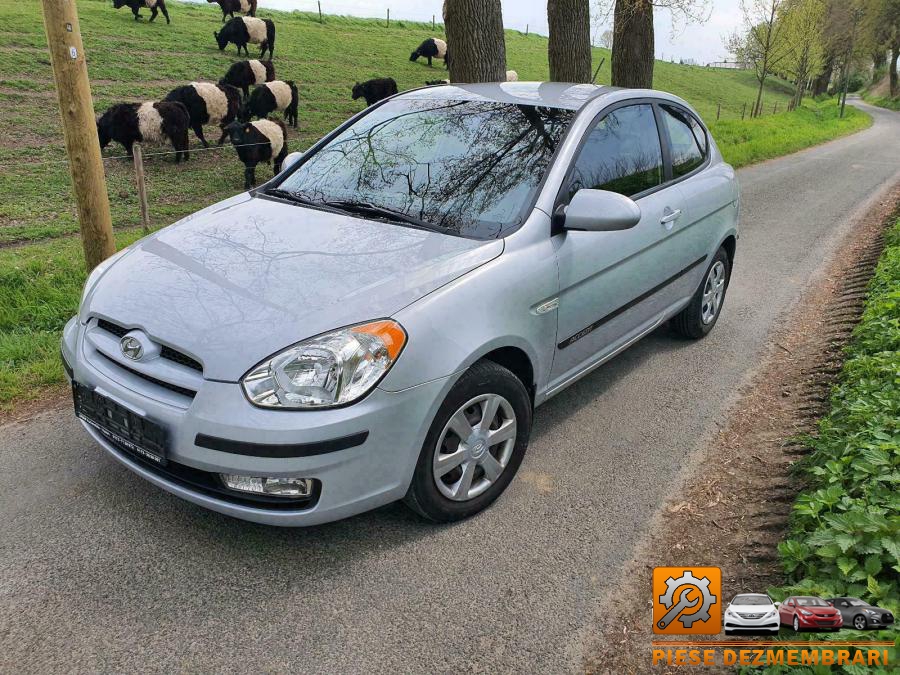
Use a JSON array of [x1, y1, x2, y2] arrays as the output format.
[[859, 0, 900, 95], [726, 0, 791, 117], [605, 0, 710, 88], [443, 0, 507, 83], [548, 0, 593, 82], [598, 28, 614, 48], [781, 0, 827, 108]]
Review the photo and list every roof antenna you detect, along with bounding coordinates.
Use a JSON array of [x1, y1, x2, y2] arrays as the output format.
[[591, 57, 606, 84]]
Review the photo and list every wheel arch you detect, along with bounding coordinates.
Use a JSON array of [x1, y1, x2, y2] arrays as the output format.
[[479, 346, 536, 401]]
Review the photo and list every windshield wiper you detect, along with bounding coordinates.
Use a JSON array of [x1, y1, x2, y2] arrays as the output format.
[[321, 200, 434, 230], [262, 188, 321, 207]]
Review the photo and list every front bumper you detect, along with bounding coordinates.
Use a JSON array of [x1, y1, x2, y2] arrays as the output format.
[[62, 317, 453, 526], [796, 614, 842, 630], [724, 613, 780, 632]]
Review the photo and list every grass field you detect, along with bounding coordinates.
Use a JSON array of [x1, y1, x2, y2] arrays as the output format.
[[0, 0, 873, 409]]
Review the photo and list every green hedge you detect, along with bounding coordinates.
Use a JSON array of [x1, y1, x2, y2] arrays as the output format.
[[753, 216, 900, 674]]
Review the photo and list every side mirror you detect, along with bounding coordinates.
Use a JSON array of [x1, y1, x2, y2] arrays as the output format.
[[558, 189, 641, 232], [774, 602, 781, 607], [279, 151, 303, 174]]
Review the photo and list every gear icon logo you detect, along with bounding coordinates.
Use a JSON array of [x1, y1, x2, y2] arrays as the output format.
[[652, 567, 722, 635]]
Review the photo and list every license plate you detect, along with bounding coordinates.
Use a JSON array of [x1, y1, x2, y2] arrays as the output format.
[[73, 382, 169, 466]]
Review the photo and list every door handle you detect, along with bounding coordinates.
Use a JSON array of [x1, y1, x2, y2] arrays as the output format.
[[660, 209, 682, 225]]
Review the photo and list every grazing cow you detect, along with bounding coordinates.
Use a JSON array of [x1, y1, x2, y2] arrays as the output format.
[[164, 82, 242, 147], [219, 59, 275, 98], [506, 70, 519, 81], [410, 37, 448, 67], [96, 101, 189, 162], [207, 0, 256, 21], [112, 0, 170, 23], [215, 16, 275, 59], [351, 78, 398, 106], [242, 80, 298, 127], [224, 119, 288, 189], [425, 79, 450, 85]]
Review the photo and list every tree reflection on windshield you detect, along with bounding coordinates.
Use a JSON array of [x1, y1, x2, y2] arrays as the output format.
[[278, 99, 575, 239]]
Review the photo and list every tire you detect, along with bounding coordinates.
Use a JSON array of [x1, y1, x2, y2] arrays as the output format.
[[404, 360, 532, 523], [853, 614, 867, 630], [671, 247, 731, 339], [793, 616, 800, 633]]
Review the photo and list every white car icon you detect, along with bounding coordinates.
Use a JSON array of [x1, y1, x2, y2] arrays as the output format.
[[724, 593, 780, 634]]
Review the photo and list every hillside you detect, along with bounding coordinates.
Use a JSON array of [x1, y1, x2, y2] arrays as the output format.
[[0, 0, 802, 246]]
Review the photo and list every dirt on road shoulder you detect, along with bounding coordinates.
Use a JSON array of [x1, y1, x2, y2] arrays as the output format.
[[585, 185, 900, 674]]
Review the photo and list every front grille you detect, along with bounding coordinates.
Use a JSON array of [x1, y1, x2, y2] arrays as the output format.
[[737, 612, 765, 619], [98, 352, 196, 399], [97, 318, 202, 373]]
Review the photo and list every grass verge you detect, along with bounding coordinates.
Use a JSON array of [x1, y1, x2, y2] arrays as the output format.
[[751, 214, 900, 674], [863, 92, 900, 112], [710, 99, 872, 168]]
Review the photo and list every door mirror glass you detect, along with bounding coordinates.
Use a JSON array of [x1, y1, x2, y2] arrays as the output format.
[[280, 151, 304, 174], [562, 189, 641, 232], [774, 602, 781, 607]]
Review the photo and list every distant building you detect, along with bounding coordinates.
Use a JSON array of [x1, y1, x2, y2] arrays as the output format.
[[707, 60, 750, 70]]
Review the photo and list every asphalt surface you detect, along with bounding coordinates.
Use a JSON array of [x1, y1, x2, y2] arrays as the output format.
[[2, 101, 898, 673]]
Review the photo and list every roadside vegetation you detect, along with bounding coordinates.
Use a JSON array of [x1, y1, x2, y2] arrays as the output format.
[[0, 0, 875, 410], [754, 214, 900, 674], [862, 92, 900, 111]]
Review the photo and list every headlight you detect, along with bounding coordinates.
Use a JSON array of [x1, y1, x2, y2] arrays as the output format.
[[799, 609, 813, 616], [242, 319, 406, 409]]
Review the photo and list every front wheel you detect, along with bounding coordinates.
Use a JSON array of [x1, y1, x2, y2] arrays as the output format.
[[404, 360, 532, 522], [671, 247, 731, 339], [853, 615, 867, 630], [793, 616, 800, 633]]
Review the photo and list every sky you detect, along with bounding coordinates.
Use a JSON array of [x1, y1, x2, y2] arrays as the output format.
[[233, 0, 745, 65]]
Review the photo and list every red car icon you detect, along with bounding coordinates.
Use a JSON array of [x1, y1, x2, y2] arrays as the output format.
[[778, 596, 843, 632]]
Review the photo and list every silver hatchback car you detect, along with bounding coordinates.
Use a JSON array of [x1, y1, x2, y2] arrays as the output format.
[[63, 82, 739, 526]]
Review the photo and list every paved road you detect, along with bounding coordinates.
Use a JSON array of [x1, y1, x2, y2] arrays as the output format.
[[2, 101, 898, 673]]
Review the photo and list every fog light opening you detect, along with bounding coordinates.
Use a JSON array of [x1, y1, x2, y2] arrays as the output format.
[[220, 474, 315, 498]]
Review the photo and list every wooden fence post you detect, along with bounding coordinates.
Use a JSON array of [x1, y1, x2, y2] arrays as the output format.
[[716, 102, 721, 120], [132, 144, 151, 234], [773, 102, 778, 114], [432, 15, 435, 30], [525, 24, 529, 36], [386, 8, 390, 27], [318, 1, 322, 23], [741, 102, 746, 120], [40, 0, 115, 271]]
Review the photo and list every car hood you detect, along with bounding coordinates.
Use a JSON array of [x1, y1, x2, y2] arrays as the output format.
[[801, 607, 838, 615], [84, 194, 503, 381]]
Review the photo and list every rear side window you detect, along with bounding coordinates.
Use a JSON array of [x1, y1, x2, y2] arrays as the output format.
[[566, 104, 663, 199], [660, 105, 707, 178]]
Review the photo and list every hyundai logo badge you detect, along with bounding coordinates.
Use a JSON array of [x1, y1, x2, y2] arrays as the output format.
[[120, 336, 144, 361]]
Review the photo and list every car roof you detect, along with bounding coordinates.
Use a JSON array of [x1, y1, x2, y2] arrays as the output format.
[[398, 81, 623, 111], [734, 593, 769, 597]]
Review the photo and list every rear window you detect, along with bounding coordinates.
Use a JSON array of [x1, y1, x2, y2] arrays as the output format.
[[660, 104, 707, 178]]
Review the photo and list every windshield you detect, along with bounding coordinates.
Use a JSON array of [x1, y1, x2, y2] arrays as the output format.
[[732, 595, 771, 606], [275, 98, 575, 239], [795, 598, 829, 607], [847, 599, 869, 607]]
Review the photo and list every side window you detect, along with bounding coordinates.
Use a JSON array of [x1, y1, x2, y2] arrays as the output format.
[[660, 104, 707, 178], [567, 104, 663, 200]]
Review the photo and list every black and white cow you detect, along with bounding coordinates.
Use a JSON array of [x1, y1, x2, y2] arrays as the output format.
[[112, 0, 170, 23], [214, 16, 275, 59], [96, 101, 189, 162], [425, 79, 450, 86], [219, 59, 275, 98], [409, 37, 448, 67], [242, 80, 298, 127], [164, 82, 242, 147], [207, 0, 256, 21], [224, 119, 288, 189], [351, 78, 398, 106]]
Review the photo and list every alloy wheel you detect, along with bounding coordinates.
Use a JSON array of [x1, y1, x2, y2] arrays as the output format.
[[432, 393, 517, 502], [793, 616, 800, 632], [854, 615, 867, 630], [701, 261, 726, 324]]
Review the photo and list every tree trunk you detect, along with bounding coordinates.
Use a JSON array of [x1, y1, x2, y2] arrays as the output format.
[[547, 0, 592, 83], [891, 44, 899, 97], [611, 0, 654, 88], [443, 0, 506, 83], [812, 55, 833, 96], [872, 49, 886, 83]]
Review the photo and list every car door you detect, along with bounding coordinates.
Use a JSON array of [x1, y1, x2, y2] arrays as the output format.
[[549, 101, 689, 387], [780, 599, 794, 624], [657, 103, 734, 276]]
